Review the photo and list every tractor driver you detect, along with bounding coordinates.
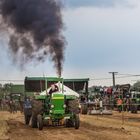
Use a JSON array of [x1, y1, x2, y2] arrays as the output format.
[[49, 84, 59, 95]]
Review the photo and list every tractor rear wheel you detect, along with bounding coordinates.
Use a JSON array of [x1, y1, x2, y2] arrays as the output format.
[[31, 100, 43, 128], [37, 114, 43, 130], [81, 104, 88, 114], [74, 114, 80, 129], [31, 114, 37, 128], [68, 99, 79, 114], [65, 119, 74, 127]]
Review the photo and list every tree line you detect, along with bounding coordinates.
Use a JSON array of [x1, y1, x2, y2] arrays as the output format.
[[0, 83, 13, 99]]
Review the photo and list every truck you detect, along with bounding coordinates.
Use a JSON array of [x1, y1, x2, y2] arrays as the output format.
[[130, 91, 140, 113]]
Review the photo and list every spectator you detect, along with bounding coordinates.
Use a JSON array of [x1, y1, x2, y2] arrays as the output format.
[[117, 98, 123, 113], [49, 84, 59, 95]]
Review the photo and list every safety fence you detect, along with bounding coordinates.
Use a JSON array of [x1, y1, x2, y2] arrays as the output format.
[[83, 102, 140, 125]]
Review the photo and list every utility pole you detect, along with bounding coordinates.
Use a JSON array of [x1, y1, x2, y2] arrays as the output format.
[[109, 72, 118, 88]]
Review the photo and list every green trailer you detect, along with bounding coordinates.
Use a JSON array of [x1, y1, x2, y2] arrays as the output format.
[[6, 85, 25, 112], [131, 91, 140, 113], [10, 85, 24, 100]]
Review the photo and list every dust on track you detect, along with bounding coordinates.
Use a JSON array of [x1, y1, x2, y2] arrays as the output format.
[[6, 112, 139, 140], [7, 116, 133, 140]]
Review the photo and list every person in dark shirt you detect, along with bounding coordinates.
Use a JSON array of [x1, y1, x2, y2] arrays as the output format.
[[49, 84, 59, 95], [24, 97, 32, 109], [23, 97, 32, 125], [81, 95, 86, 103]]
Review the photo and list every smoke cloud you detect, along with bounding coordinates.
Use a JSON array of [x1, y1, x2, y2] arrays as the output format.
[[0, 0, 66, 76]]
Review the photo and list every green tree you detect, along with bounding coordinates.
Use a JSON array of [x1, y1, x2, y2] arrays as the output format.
[[0, 83, 13, 99]]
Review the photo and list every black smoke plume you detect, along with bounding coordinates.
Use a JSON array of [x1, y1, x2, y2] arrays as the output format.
[[0, 0, 65, 76]]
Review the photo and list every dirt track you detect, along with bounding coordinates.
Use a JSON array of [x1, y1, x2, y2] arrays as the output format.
[[1, 111, 140, 140]]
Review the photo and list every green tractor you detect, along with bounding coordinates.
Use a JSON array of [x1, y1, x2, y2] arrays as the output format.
[[9, 85, 24, 112], [24, 77, 80, 130], [130, 91, 140, 113]]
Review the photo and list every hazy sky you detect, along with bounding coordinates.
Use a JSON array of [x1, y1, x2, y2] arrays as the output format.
[[0, 0, 140, 86]]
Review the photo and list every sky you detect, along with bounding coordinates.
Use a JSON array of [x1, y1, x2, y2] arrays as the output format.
[[0, 0, 140, 86]]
